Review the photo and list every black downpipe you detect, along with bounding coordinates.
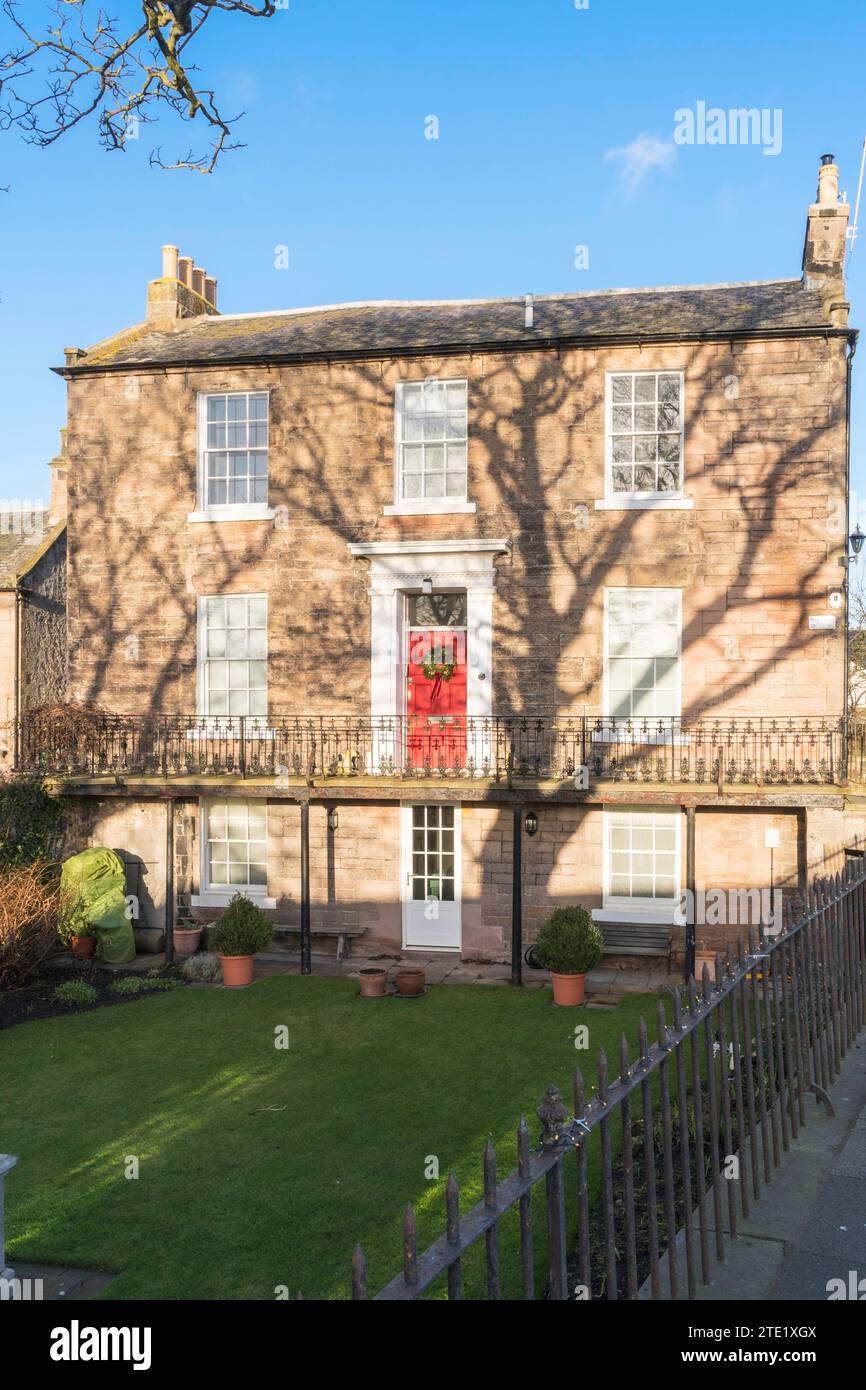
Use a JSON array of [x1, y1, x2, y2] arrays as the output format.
[[300, 800, 311, 975], [165, 800, 175, 965], [511, 806, 523, 986], [843, 333, 859, 769], [684, 806, 696, 984]]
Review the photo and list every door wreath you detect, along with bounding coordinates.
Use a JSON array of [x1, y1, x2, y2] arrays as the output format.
[[421, 659, 456, 682]]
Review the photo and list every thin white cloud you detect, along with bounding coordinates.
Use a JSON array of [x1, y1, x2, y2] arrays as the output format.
[[604, 132, 676, 194]]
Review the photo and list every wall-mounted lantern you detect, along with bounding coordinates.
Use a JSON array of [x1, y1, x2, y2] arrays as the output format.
[[849, 524, 865, 561], [523, 810, 539, 837], [421, 575, 433, 595], [327, 807, 339, 834]]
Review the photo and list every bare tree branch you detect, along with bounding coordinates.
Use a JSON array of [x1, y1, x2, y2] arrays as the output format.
[[0, 1, 277, 173]]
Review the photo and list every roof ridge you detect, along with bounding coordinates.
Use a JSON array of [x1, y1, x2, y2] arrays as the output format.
[[207, 279, 806, 325]]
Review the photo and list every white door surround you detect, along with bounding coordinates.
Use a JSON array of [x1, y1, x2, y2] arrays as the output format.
[[347, 539, 510, 719]]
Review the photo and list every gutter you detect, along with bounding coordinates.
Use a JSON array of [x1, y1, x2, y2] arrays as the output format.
[[51, 324, 856, 380]]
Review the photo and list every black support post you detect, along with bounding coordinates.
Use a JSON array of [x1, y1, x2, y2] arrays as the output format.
[[684, 805, 696, 983], [165, 799, 175, 966], [300, 799, 312, 975], [511, 805, 523, 986]]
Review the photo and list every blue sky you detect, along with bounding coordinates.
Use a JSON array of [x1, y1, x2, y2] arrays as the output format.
[[1, 0, 864, 512]]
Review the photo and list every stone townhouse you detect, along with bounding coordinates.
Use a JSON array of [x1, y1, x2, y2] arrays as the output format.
[[24, 155, 866, 970]]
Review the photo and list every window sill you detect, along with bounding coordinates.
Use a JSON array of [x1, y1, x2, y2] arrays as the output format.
[[591, 727, 690, 746], [187, 506, 276, 524], [192, 892, 277, 910], [383, 501, 477, 516], [593, 907, 678, 926], [594, 497, 694, 512], [188, 721, 274, 739]]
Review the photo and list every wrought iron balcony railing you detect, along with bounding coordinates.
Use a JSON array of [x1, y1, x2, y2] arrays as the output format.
[[17, 711, 848, 787]]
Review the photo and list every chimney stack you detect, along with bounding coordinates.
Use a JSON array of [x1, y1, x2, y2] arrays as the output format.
[[802, 154, 851, 323], [146, 245, 220, 326], [48, 427, 68, 526]]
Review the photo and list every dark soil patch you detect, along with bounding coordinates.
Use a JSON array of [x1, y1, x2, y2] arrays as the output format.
[[0, 961, 188, 1031]]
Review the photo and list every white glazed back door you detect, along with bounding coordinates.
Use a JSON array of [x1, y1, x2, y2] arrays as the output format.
[[402, 804, 461, 949]]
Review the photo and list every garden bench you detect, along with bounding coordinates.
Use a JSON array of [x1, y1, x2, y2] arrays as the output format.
[[600, 922, 672, 962], [272, 925, 367, 963]]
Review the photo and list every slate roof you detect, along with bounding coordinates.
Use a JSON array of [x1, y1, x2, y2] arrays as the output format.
[[62, 278, 843, 374], [0, 516, 62, 589]]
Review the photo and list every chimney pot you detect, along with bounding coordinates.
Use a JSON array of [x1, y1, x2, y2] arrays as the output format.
[[524, 293, 534, 330], [817, 156, 839, 207], [147, 252, 219, 323]]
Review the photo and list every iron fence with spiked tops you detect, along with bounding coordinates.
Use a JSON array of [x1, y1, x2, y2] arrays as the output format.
[[351, 865, 866, 1300]]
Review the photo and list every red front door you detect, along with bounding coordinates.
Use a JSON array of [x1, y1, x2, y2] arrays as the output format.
[[406, 629, 468, 771]]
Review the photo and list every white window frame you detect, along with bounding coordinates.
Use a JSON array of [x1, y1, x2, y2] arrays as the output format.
[[595, 370, 693, 512], [188, 390, 275, 523], [386, 378, 476, 516], [197, 593, 268, 719], [602, 587, 683, 726], [192, 798, 276, 908], [595, 805, 682, 923]]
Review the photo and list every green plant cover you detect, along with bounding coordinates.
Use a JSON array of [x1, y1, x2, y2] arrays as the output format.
[[209, 894, 272, 957], [60, 847, 136, 965], [534, 906, 604, 976]]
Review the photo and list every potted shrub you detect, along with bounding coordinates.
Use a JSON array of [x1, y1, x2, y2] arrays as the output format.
[[58, 895, 97, 961], [208, 894, 272, 988], [534, 906, 604, 1006], [173, 914, 203, 959]]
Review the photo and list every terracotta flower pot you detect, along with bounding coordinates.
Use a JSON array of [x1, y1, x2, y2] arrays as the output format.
[[359, 967, 388, 998], [219, 954, 255, 988], [394, 966, 426, 997], [550, 971, 587, 1006], [173, 926, 203, 959], [70, 935, 96, 961]]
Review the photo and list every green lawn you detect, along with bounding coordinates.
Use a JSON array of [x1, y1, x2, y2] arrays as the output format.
[[1, 977, 662, 1299]]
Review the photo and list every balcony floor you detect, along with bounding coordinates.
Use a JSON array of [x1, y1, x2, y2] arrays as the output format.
[[46, 771, 849, 808]]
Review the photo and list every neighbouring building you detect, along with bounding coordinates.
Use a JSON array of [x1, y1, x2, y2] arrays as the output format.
[[0, 434, 67, 766], [20, 156, 866, 966]]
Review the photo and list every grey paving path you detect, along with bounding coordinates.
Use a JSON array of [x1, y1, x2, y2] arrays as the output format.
[[253, 949, 674, 997], [690, 1043, 866, 1302], [3, 1262, 115, 1300]]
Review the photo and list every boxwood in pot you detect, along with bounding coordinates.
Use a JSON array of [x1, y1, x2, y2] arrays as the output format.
[[533, 906, 604, 1006], [209, 894, 272, 988]]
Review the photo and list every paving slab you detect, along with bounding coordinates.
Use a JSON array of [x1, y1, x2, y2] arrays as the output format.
[[4, 1262, 116, 1301]]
